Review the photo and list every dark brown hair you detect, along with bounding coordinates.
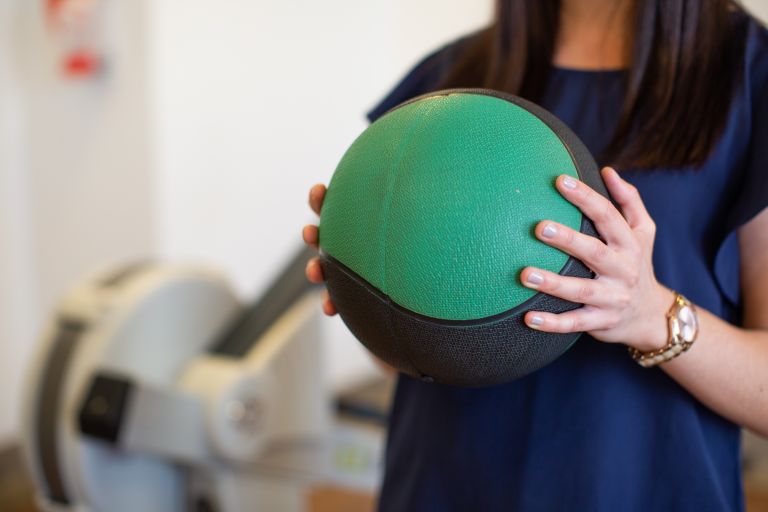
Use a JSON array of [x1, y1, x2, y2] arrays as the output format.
[[440, 0, 749, 169]]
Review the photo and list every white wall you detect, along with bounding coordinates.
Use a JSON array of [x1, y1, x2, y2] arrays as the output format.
[[745, 0, 768, 22], [0, 0, 36, 447], [18, 0, 155, 309], [0, 0, 156, 445]]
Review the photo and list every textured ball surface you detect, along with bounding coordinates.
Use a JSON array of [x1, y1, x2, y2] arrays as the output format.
[[319, 89, 608, 387]]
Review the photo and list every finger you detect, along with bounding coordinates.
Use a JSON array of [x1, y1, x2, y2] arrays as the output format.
[[322, 290, 338, 316], [520, 267, 616, 307], [306, 257, 325, 284], [601, 167, 655, 235], [524, 307, 607, 333], [309, 184, 327, 216], [556, 173, 634, 248], [302, 224, 319, 249], [535, 221, 625, 276]]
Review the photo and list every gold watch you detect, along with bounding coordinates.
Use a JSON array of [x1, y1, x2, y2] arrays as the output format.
[[629, 292, 699, 368]]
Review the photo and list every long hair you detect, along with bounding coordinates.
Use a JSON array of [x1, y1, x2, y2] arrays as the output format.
[[440, 0, 748, 169]]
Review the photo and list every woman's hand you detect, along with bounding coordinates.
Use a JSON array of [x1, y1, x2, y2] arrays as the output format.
[[520, 167, 673, 353], [303, 184, 338, 316]]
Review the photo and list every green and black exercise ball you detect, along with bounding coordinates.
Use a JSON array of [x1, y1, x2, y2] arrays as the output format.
[[319, 89, 610, 387]]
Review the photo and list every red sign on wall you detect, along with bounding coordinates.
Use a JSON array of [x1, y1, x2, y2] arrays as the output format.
[[45, 0, 106, 79]]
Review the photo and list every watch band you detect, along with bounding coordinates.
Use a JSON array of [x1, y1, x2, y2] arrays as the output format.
[[629, 292, 699, 368]]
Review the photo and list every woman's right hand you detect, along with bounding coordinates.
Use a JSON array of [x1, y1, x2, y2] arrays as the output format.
[[303, 184, 338, 316]]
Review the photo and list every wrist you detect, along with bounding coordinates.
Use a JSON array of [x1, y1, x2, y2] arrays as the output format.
[[628, 289, 700, 368], [631, 285, 675, 352]]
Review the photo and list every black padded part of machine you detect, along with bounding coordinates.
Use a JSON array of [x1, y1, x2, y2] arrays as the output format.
[[210, 246, 319, 358], [34, 319, 86, 505], [78, 373, 135, 445]]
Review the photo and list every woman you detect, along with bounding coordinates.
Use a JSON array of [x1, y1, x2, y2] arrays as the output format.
[[304, 1, 768, 510]]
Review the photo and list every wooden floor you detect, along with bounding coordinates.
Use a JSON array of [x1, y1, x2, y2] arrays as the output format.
[[4, 445, 768, 512], [0, 446, 36, 512]]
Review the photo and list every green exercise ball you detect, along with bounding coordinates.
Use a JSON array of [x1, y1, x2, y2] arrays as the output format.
[[319, 89, 609, 387]]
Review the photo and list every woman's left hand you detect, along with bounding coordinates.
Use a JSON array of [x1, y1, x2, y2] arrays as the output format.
[[521, 166, 672, 353]]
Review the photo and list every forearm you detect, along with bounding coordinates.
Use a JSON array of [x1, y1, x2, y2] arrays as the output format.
[[661, 302, 768, 437]]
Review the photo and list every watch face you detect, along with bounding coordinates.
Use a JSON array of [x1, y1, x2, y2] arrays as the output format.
[[677, 305, 698, 342]]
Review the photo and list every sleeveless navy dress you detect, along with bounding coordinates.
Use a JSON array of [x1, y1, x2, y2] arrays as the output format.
[[367, 14, 768, 512]]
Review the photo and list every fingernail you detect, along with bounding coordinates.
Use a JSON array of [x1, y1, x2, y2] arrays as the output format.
[[527, 272, 544, 285], [530, 315, 544, 326], [562, 176, 577, 189], [542, 224, 558, 239]]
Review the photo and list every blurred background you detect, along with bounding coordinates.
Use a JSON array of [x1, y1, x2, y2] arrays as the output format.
[[0, 0, 493, 444], [2, 1, 768, 511]]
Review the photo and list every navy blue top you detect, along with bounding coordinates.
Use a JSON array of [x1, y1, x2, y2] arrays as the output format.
[[368, 14, 768, 512]]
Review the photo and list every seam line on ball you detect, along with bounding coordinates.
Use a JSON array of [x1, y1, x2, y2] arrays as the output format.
[[378, 99, 440, 297]]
